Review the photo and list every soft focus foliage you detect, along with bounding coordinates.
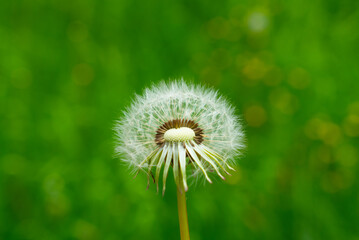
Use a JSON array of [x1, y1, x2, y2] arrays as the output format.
[[1, 0, 359, 240]]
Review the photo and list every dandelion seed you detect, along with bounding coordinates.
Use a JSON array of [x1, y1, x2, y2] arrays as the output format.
[[114, 80, 245, 195]]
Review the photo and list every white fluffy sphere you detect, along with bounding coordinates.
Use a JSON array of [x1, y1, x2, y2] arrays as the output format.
[[114, 80, 245, 194]]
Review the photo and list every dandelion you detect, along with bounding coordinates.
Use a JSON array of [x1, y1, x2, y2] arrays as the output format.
[[114, 80, 245, 240]]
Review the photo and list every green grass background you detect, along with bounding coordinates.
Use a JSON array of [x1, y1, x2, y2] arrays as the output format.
[[1, 0, 359, 239]]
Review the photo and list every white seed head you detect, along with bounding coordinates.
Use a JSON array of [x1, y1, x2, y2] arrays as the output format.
[[114, 79, 245, 194], [164, 127, 195, 142]]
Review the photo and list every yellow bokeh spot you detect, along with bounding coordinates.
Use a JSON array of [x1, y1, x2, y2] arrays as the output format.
[[317, 145, 332, 163], [269, 88, 298, 114], [321, 172, 346, 193], [288, 67, 310, 89], [207, 17, 230, 39], [73, 220, 98, 240], [318, 123, 341, 146], [242, 57, 269, 82], [67, 21, 88, 43], [343, 102, 359, 137], [72, 63, 94, 86], [200, 67, 222, 85], [226, 18, 242, 42], [348, 101, 359, 113], [244, 105, 267, 127], [335, 144, 358, 167], [305, 117, 342, 146], [263, 66, 283, 86], [343, 114, 359, 137]]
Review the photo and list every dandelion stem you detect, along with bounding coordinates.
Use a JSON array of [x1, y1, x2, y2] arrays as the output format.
[[177, 173, 190, 240]]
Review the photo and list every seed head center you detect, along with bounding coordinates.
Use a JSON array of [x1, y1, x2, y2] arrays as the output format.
[[163, 127, 195, 142]]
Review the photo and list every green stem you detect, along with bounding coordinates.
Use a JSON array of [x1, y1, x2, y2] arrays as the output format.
[[176, 175, 190, 240]]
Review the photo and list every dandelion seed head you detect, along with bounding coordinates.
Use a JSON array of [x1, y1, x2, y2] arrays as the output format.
[[114, 79, 245, 193], [164, 127, 195, 142]]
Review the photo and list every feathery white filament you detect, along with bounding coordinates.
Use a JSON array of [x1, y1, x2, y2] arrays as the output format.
[[114, 79, 245, 195], [164, 127, 195, 142]]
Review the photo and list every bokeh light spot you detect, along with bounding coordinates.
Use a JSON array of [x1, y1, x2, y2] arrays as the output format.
[[200, 67, 222, 85], [11, 68, 32, 89], [2, 154, 26, 175], [226, 19, 242, 41], [73, 220, 98, 240], [263, 66, 283, 86], [207, 17, 230, 39], [305, 117, 342, 145], [288, 67, 311, 89], [67, 21, 88, 43], [72, 63, 94, 86], [335, 144, 358, 167], [343, 102, 359, 137], [45, 194, 70, 218], [269, 88, 298, 114], [242, 57, 269, 85], [244, 105, 267, 127], [248, 12, 269, 33], [43, 173, 65, 197], [321, 171, 349, 193]]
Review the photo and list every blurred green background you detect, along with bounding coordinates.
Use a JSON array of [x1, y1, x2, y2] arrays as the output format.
[[1, 0, 359, 239]]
